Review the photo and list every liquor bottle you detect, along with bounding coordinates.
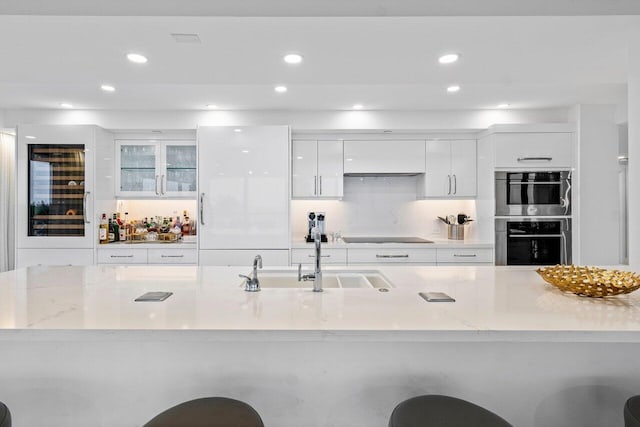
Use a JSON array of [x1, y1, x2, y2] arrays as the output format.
[[99, 213, 109, 244], [108, 218, 115, 242], [182, 214, 190, 235], [174, 216, 182, 231], [112, 214, 120, 242], [116, 212, 123, 227]]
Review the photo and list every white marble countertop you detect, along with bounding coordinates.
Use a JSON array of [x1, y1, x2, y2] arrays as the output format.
[[1, 265, 639, 342], [291, 238, 493, 249]]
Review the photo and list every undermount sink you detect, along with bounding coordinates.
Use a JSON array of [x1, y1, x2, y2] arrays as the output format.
[[238, 270, 393, 289]]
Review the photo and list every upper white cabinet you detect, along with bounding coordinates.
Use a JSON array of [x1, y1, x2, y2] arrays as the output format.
[[343, 140, 425, 174], [116, 140, 196, 198], [292, 140, 343, 198], [494, 133, 573, 168], [420, 140, 477, 198], [198, 126, 290, 250]]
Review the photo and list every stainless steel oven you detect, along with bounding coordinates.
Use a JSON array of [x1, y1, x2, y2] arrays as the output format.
[[495, 218, 571, 266], [495, 171, 571, 216]]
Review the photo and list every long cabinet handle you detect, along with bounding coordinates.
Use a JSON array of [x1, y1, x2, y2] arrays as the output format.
[[110, 255, 134, 258], [508, 234, 563, 238], [454, 254, 477, 257], [453, 174, 457, 194], [161, 255, 185, 258], [447, 175, 451, 195], [319, 176, 323, 195], [83, 191, 90, 224], [376, 254, 409, 258], [155, 175, 160, 195], [308, 254, 331, 258], [517, 157, 552, 162], [314, 176, 317, 195], [161, 174, 166, 195], [200, 193, 205, 225]]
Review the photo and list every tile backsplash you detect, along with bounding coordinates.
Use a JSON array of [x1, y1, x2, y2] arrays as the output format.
[[291, 176, 478, 241]]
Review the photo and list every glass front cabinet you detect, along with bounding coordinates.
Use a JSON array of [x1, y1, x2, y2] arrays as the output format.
[[116, 140, 197, 198], [17, 125, 96, 249]]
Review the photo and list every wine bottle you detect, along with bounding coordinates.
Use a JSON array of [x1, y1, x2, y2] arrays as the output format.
[[99, 213, 108, 244]]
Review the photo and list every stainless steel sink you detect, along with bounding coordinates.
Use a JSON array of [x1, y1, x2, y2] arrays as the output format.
[[238, 270, 393, 289]]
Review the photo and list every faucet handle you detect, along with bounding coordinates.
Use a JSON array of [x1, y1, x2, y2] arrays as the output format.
[[239, 274, 252, 281], [298, 263, 302, 281]]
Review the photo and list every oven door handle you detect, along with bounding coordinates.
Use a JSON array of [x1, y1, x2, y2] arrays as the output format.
[[560, 231, 568, 264], [517, 157, 553, 162], [508, 234, 564, 238]]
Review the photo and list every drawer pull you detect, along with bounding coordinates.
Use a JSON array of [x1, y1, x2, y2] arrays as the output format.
[[308, 254, 331, 258], [453, 254, 477, 257], [161, 255, 185, 258], [376, 254, 409, 258], [110, 255, 134, 258], [517, 157, 552, 162]]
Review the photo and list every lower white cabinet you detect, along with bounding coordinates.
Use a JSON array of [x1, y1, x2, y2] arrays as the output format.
[[16, 249, 94, 268], [347, 248, 437, 264], [199, 250, 289, 266], [291, 248, 347, 265], [97, 247, 197, 265], [436, 248, 493, 264]]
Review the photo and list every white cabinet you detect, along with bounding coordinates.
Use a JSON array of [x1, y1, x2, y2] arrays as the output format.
[[16, 249, 94, 268], [148, 248, 198, 264], [97, 247, 197, 265], [97, 248, 148, 264], [494, 133, 573, 168], [197, 126, 290, 250], [436, 248, 493, 264], [292, 140, 343, 198], [343, 140, 425, 174], [200, 250, 289, 266], [16, 125, 97, 250], [116, 140, 196, 198], [420, 140, 476, 198], [347, 248, 437, 264], [291, 248, 347, 265]]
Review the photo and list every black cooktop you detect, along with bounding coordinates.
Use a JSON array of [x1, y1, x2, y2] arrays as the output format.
[[341, 237, 433, 244]]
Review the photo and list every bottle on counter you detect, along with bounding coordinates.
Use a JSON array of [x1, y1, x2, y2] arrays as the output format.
[[182, 211, 190, 235], [108, 218, 115, 242], [99, 213, 108, 244], [112, 214, 120, 242]]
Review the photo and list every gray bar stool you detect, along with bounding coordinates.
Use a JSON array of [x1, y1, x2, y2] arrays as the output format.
[[389, 395, 512, 427], [144, 397, 264, 427], [625, 395, 640, 427], [0, 401, 11, 427]]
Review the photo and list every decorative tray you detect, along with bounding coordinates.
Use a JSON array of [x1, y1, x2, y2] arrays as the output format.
[[536, 265, 640, 298]]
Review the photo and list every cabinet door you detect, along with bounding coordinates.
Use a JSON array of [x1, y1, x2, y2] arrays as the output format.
[[116, 140, 160, 197], [198, 126, 290, 249], [291, 140, 318, 198], [423, 140, 452, 198], [161, 141, 197, 197], [317, 140, 343, 198], [17, 125, 96, 249], [450, 140, 477, 197], [494, 133, 573, 168], [343, 140, 425, 174]]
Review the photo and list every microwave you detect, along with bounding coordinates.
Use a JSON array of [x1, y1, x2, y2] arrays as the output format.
[[495, 171, 571, 217], [495, 217, 571, 266]]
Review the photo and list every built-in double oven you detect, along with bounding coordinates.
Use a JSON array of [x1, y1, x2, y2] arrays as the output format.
[[495, 171, 572, 266]]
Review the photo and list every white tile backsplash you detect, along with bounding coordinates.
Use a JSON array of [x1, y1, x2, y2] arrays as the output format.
[[291, 176, 479, 241]]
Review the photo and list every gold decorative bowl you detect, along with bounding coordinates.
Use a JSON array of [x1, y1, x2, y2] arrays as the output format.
[[536, 265, 640, 298]]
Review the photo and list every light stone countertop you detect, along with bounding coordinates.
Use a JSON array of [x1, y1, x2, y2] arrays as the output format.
[[1, 265, 639, 342], [290, 238, 494, 249]]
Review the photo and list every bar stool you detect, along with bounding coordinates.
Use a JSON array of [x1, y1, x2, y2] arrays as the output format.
[[0, 401, 11, 427], [389, 395, 512, 427], [625, 395, 640, 427], [144, 397, 264, 427]]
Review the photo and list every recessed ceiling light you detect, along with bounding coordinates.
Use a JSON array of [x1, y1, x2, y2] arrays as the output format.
[[346, 158, 353, 162], [206, 104, 218, 109], [283, 53, 303, 64], [60, 102, 73, 108], [274, 86, 288, 93], [241, 150, 249, 153], [296, 156, 303, 160], [438, 53, 460, 64], [352, 104, 364, 110], [446, 85, 461, 93], [234, 128, 242, 133], [126, 53, 148, 64], [101, 84, 116, 92], [25, 135, 37, 139], [497, 103, 511, 108]]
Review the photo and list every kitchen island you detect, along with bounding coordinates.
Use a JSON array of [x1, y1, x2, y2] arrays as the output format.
[[1, 265, 639, 426]]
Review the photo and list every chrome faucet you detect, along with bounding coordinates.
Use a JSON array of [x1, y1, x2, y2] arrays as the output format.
[[298, 227, 323, 292], [239, 255, 262, 292]]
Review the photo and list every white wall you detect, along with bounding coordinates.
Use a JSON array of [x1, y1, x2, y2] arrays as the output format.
[[1, 108, 570, 131], [291, 176, 478, 241], [573, 105, 621, 265], [629, 38, 640, 267]]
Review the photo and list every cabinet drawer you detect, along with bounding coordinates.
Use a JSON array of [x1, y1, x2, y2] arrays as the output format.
[[97, 248, 147, 264], [16, 249, 94, 268], [291, 248, 347, 265], [199, 250, 289, 266], [437, 248, 493, 264], [347, 248, 436, 264], [494, 133, 573, 168], [148, 248, 198, 264]]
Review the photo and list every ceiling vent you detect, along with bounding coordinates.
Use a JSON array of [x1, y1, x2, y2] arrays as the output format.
[[171, 33, 201, 44]]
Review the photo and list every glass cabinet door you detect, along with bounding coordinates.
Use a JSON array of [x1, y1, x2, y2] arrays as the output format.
[[117, 142, 159, 196], [163, 143, 197, 196], [28, 144, 87, 236]]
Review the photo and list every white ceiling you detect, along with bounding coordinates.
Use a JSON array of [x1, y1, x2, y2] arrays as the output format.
[[0, 15, 637, 110]]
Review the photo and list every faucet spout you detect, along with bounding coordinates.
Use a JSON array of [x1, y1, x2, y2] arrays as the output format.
[[313, 228, 323, 292]]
